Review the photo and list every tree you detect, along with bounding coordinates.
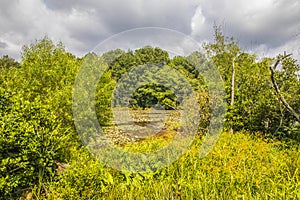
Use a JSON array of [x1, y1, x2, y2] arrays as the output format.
[[266, 53, 300, 142], [269, 53, 300, 123], [0, 37, 80, 198], [0, 55, 20, 70], [204, 26, 300, 142], [204, 26, 243, 132], [105, 47, 201, 110]]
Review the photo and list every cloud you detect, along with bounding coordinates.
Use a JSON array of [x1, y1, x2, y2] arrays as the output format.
[[0, 0, 199, 59], [191, 0, 300, 58], [0, 0, 299, 60], [43, 0, 198, 33], [0, 42, 7, 49], [92, 27, 201, 57]]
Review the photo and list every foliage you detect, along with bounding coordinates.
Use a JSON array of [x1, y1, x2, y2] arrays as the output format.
[[47, 132, 299, 199], [204, 26, 300, 142], [269, 55, 300, 142], [0, 94, 73, 198], [19, 37, 80, 127], [99, 46, 207, 111], [0, 38, 80, 199], [0, 32, 299, 199], [0, 55, 20, 70]]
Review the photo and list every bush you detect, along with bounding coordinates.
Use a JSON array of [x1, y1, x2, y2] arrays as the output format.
[[0, 94, 74, 198]]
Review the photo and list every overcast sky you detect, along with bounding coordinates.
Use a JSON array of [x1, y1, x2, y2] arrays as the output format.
[[0, 0, 299, 60]]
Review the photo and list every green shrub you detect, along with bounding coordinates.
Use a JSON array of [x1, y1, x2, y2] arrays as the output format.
[[46, 149, 116, 199], [0, 94, 74, 198]]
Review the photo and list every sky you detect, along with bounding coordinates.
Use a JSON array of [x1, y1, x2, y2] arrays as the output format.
[[0, 0, 299, 60]]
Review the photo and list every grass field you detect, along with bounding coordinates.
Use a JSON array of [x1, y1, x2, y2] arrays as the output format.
[[36, 130, 300, 200]]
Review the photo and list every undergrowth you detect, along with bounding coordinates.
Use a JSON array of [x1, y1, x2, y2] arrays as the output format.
[[43, 132, 299, 199]]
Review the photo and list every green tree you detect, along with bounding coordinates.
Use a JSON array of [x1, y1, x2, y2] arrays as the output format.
[[0, 37, 80, 198], [268, 53, 300, 141], [134, 46, 170, 65], [204, 26, 244, 132], [204, 26, 300, 142], [0, 55, 20, 70]]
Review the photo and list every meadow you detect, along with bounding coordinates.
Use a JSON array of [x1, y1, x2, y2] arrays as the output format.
[[44, 131, 299, 199]]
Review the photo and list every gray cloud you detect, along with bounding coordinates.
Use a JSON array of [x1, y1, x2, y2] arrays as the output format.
[[47, 0, 198, 37], [0, 0, 299, 60], [192, 0, 300, 57], [0, 0, 199, 58], [43, 0, 197, 33], [0, 42, 7, 49]]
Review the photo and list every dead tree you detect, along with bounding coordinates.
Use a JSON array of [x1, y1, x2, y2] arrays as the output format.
[[269, 53, 300, 123]]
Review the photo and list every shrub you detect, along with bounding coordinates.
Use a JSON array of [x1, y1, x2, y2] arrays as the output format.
[[0, 94, 74, 198]]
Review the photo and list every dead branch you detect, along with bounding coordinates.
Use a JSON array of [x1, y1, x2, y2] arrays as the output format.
[[269, 54, 300, 123]]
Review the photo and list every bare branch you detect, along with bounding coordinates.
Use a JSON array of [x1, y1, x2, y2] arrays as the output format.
[[270, 54, 300, 123]]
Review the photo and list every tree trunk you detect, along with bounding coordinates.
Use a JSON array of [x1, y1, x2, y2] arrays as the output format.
[[230, 58, 235, 133], [270, 54, 300, 123]]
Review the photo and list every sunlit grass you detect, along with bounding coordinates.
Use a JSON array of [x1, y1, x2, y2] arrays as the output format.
[[121, 129, 177, 153], [104, 108, 181, 153], [46, 131, 300, 199]]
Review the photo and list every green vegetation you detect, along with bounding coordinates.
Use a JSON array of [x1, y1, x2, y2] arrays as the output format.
[[0, 38, 80, 198], [47, 132, 300, 199], [0, 27, 299, 199]]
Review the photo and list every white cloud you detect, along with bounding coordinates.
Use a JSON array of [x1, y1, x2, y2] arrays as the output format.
[[0, 0, 299, 60], [0, 0, 199, 59], [191, 0, 300, 59]]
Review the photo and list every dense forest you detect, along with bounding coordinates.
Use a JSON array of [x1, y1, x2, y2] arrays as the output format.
[[0, 28, 299, 199]]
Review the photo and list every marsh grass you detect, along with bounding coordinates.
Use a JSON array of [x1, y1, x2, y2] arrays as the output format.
[[103, 108, 181, 152], [45, 131, 299, 199]]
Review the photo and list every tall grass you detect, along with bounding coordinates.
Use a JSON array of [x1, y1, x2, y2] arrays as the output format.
[[45, 132, 299, 199]]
